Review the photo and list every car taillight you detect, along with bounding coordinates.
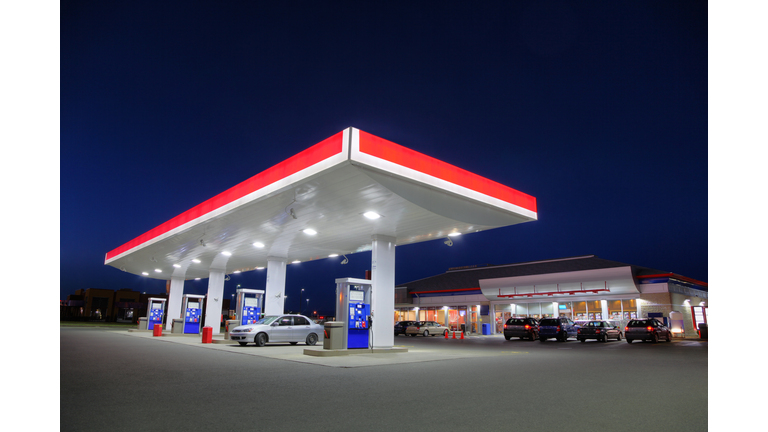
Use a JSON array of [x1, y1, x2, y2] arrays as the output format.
[[596, 329, 601, 334], [624, 326, 629, 331], [556, 326, 561, 331], [524, 325, 530, 330], [577, 329, 581, 334], [647, 326, 653, 331], [504, 324, 508, 329]]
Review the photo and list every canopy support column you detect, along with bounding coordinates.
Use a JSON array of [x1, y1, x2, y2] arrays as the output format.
[[264, 257, 287, 315], [371, 234, 396, 349], [165, 276, 185, 331], [204, 269, 226, 334]]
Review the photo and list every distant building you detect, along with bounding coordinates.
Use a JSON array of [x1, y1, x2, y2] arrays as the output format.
[[395, 255, 708, 338]]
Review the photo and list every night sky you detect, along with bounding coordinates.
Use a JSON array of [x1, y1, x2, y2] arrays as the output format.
[[59, 1, 708, 317]]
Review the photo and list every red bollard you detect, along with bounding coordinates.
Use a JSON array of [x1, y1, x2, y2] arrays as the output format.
[[202, 326, 213, 344], [152, 324, 163, 337]]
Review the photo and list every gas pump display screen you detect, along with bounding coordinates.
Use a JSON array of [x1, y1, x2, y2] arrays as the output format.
[[151, 303, 163, 309], [188, 302, 200, 309], [244, 298, 259, 307], [350, 291, 364, 302]]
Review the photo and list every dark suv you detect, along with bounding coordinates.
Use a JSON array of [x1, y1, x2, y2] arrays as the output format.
[[538, 317, 579, 342], [625, 318, 671, 343], [503, 317, 539, 341], [394, 320, 417, 336]]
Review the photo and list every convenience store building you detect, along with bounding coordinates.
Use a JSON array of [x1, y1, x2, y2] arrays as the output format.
[[394, 255, 708, 338]]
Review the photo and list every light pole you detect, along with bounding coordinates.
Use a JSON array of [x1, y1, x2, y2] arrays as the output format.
[[299, 288, 304, 314], [305, 299, 309, 315]]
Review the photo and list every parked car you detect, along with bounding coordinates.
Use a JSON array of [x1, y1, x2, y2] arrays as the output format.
[[577, 320, 622, 342], [405, 321, 449, 337], [230, 314, 323, 346], [503, 317, 539, 341], [538, 317, 579, 342], [625, 318, 672, 343], [394, 320, 418, 336]]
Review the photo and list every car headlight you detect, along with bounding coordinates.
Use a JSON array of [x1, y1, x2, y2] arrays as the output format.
[[245, 328, 255, 333]]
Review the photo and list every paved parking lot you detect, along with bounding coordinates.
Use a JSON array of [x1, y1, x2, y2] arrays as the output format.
[[61, 328, 708, 431]]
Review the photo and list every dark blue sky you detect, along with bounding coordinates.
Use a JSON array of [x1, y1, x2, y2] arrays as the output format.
[[60, 1, 707, 316]]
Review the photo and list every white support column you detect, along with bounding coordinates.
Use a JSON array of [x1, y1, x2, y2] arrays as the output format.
[[371, 234, 396, 349], [165, 276, 185, 331], [601, 300, 609, 320], [264, 257, 287, 315], [204, 269, 226, 334]]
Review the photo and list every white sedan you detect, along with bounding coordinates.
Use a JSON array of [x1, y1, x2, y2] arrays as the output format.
[[230, 314, 323, 346]]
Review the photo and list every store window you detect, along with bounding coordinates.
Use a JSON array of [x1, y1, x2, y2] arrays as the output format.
[[622, 299, 637, 320], [573, 301, 587, 320]]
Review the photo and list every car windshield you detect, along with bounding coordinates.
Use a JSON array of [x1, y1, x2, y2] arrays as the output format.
[[585, 321, 603, 327], [255, 316, 279, 325]]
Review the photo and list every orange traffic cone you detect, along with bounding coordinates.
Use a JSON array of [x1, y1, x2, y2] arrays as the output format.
[[444, 330, 448, 339], [460, 331, 465, 340], [452, 331, 457, 339]]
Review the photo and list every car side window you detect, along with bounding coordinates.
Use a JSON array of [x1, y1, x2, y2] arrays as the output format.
[[279, 317, 293, 326], [294, 316, 309, 325]]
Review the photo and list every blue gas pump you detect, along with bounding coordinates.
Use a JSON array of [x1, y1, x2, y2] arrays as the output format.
[[147, 298, 166, 330], [235, 288, 265, 325], [348, 300, 371, 349], [182, 294, 205, 334], [334, 278, 372, 350]]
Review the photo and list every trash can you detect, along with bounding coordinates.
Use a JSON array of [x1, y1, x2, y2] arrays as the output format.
[[225, 320, 239, 340], [202, 326, 213, 344], [323, 321, 345, 350], [138, 317, 148, 331], [172, 319, 184, 334], [698, 323, 708, 339], [482, 323, 491, 335]]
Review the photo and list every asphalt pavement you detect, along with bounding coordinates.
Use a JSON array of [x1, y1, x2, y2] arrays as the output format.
[[60, 328, 708, 431]]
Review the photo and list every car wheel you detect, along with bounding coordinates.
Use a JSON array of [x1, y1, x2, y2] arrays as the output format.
[[530, 332, 538, 341], [238, 342, 247, 346], [539, 336, 546, 342], [423, 330, 429, 337], [255, 333, 267, 347], [306, 333, 318, 346], [410, 333, 416, 337], [665, 331, 671, 342], [617, 332, 622, 341], [651, 332, 659, 344], [601, 335, 607, 343], [626, 339, 633, 344], [559, 331, 567, 342], [579, 338, 585, 343]]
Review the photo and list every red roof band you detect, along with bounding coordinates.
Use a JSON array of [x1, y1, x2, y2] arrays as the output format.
[[106, 128, 537, 263]]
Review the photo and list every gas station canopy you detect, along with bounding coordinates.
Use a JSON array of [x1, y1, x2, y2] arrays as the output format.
[[105, 128, 537, 280]]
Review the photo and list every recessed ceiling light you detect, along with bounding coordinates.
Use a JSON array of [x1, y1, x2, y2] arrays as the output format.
[[253, 242, 265, 248], [448, 232, 462, 237], [328, 254, 339, 257], [221, 251, 232, 256], [292, 260, 301, 264], [155, 269, 162, 273], [233, 270, 241, 274], [142, 272, 149, 276], [302, 229, 317, 235], [256, 267, 264, 270], [363, 211, 381, 220], [192, 259, 201, 263], [195, 278, 201, 280], [173, 264, 181, 268]]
